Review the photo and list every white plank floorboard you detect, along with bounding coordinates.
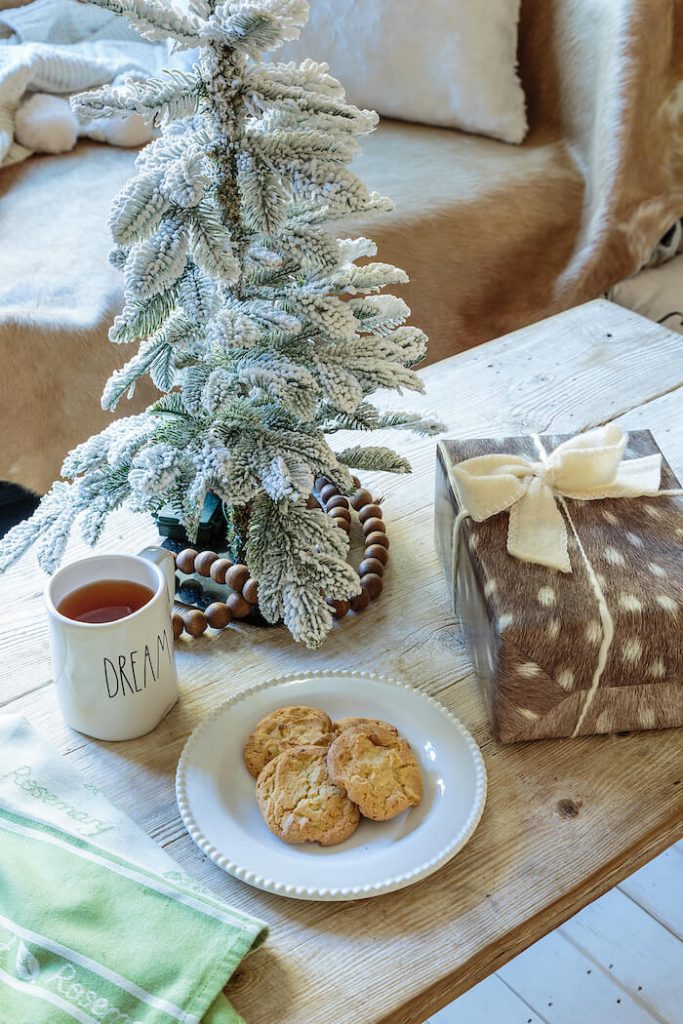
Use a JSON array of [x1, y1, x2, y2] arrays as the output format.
[[560, 888, 682, 1022], [498, 931, 660, 1024], [619, 847, 683, 941], [426, 843, 682, 1024], [429, 975, 546, 1024]]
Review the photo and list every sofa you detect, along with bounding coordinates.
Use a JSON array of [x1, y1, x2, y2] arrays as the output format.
[[1, 0, 682, 495]]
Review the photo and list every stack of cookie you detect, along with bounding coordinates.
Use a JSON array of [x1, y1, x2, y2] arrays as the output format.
[[243, 706, 423, 847]]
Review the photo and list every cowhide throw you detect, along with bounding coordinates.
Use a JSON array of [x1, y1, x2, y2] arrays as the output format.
[[435, 431, 683, 743]]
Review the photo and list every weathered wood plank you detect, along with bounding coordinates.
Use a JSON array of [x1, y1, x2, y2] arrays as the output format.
[[0, 300, 681, 1024], [385, 298, 683, 438], [613, 388, 683, 479]]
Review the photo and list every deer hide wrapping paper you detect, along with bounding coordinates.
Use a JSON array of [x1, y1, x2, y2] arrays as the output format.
[[435, 431, 683, 743]]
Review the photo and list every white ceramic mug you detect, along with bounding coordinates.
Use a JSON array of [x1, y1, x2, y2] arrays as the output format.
[[45, 547, 179, 741]]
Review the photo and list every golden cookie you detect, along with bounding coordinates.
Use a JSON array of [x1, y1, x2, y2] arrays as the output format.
[[335, 716, 399, 736], [243, 705, 336, 778], [327, 723, 422, 821], [256, 746, 360, 846]]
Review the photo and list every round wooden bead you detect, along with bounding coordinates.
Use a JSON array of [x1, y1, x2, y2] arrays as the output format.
[[306, 494, 319, 509], [176, 548, 198, 574], [362, 572, 383, 599], [358, 503, 382, 524], [205, 601, 232, 629], [351, 488, 373, 511], [331, 515, 350, 532], [359, 557, 384, 578], [365, 530, 389, 550], [362, 516, 385, 536], [226, 564, 250, 593], [210, 557, 232, 584], [328, 599, 350, 618], [320, 483, 338, 503], [227, 592, 252, 619], [194, 550, 218, 577], [351, 475, 361, 488], [172, 613, 184, 639], [365, 543, 388, 565], [326, 494, 349, 513], [242, 577, 259, 605], [328, 506, 351, 523], [314, 476, 328, 492], [183, 609, 208, 637], [350, 587, 370, 612]]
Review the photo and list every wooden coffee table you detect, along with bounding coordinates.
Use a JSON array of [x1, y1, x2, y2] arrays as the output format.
[[1, 299, 682, 1024]]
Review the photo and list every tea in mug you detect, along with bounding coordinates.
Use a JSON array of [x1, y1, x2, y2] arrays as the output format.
[[57, 579, 155, 624]]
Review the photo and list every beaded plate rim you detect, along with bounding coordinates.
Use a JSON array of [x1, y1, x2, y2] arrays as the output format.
[[176, 670, 487, 901]]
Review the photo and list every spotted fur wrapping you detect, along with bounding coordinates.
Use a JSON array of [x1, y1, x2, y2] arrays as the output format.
[[435, 430, 683, 742]]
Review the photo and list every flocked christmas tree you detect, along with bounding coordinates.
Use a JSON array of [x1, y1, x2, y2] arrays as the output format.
[[0, 0, 440, 648]]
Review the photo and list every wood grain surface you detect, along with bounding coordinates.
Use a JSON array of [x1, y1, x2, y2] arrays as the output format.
[[1, 300, 682, 1024]]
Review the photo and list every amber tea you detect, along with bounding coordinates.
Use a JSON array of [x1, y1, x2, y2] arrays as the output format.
[[57, 579, 155, 624]]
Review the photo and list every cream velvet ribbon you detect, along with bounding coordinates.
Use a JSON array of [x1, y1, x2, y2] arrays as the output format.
[[450, 425, 665, 573]]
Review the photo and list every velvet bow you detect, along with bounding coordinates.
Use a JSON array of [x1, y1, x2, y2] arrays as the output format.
[[450, 425, 662, 573]]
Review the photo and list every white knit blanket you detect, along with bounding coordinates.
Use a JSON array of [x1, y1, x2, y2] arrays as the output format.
[[0, 0, 188, 166]]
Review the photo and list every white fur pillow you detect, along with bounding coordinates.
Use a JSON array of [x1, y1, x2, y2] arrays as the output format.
[[278, 0, 527, 144]]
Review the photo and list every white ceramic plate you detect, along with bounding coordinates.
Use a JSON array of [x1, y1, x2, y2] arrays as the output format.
[[176, 671, 487, 901]]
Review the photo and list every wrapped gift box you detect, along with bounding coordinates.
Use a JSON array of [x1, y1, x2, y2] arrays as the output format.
[[435, 430, 683, 742]]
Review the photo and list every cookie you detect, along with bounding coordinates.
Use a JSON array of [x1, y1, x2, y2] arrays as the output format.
[[335, 716, 399, 736], [243, 705, 336, 778], [327, 723, 422, 821], [256, 745, 360, 846]]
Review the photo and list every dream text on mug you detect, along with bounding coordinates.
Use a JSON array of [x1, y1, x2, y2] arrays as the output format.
[[103, 629, 172, 699], [46, 548, 179, 740]]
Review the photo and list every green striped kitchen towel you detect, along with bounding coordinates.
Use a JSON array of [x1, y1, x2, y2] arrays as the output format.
[[0, 715, 267, 1024]]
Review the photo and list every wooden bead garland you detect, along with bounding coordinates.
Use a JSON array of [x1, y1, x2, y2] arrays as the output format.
[[210, 558, 232, 584], [365, 543, 388, 564], [226, 564, 250, 593], [175, 548, 198, 574], [205, 601, 232, 629], [317, 476, 388, 617], [172, 547, 250, 638], [227, 592, 252, 619], [172, 475, 388, 638]]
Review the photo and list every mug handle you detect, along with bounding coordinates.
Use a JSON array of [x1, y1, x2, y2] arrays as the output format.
[[138, 546, 176, 609]]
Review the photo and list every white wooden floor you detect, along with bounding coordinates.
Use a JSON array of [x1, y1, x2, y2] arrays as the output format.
[[426, 842, 683, 1024]]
